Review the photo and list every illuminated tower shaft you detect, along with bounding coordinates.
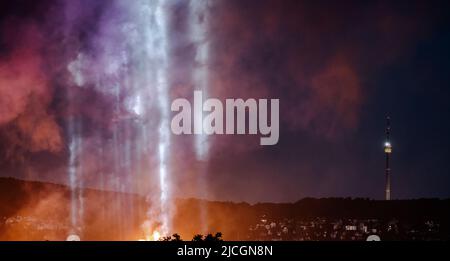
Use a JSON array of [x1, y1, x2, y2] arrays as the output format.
[[384, 116, 392, 200]]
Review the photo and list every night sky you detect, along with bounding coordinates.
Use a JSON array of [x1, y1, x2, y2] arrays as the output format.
[[0, 0, 449, 203]]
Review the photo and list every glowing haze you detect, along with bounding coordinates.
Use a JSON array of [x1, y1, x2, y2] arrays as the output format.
[[1, 0, 450, 239], [65, 0, 211, 238]]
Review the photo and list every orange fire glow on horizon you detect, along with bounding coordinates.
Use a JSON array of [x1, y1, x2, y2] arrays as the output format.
[[138, 230, 161, 241]]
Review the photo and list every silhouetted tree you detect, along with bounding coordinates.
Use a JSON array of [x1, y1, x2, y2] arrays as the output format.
[[192, 234, 203, 241], [204, 232, 223, 242], [204, 234, 214, 241], [159, 233, 183, 241], [161, 236, 172, 241], [214, 232, 223, 241], [172, 233, 182, 241]]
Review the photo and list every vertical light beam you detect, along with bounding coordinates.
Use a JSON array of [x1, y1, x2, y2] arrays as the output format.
[[190, 0, 211, 161], [147, 0, 172, 236], [67, 115, 83, 235], [157, 1, 171, 236], [189, 0, 211, 234]]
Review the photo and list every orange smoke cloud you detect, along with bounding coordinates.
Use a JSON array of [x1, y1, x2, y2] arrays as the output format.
[[0, 21, 63, 158]]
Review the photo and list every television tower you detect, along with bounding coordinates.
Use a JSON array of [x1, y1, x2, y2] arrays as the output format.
[[384, 116, 392, 200]]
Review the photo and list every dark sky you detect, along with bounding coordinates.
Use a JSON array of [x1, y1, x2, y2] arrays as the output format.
[[0, 0, 449, 203]]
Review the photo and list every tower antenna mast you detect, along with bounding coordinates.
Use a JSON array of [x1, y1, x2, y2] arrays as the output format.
[[384, 116, 392, 200]]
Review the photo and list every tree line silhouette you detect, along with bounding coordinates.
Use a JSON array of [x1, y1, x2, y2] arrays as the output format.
[[161, 232, 223, 242]]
